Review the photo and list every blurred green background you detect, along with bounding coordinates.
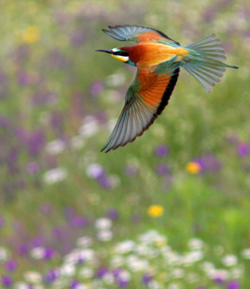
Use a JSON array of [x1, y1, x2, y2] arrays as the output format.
[[0, 0, 250, 288]]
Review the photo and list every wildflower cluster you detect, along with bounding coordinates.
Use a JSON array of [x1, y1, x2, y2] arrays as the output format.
[[0, 0, 250, 288], [1, 229, 247, 289]]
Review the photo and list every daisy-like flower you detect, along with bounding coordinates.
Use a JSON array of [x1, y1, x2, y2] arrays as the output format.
[[95, 218, 112, 230]]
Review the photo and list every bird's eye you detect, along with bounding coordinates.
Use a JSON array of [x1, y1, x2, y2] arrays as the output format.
[[114, 51, 128, 56]]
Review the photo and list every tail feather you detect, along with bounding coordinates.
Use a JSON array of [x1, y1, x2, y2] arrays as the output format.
[[185, 34, 226, 61], [183, 34, 238, 93]]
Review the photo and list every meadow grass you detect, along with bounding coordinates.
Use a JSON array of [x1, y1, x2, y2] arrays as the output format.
[[0, 0, 250, 288]]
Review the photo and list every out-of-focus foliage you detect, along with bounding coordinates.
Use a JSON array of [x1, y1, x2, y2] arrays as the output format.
[[0, 0, 250, 288]]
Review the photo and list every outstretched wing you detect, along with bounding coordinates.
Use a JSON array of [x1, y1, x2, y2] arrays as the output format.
[[102, 25, 179, 45], [101, 67, 180, 153]]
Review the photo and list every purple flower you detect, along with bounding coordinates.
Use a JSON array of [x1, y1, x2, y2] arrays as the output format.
[[27, 129, 45, 157], [155, 164, 170, 175], [26, 161, 40, 174], [89, 80, 105, 97], [44, 269, 59, 283], [106, 208, 119, 220], [31, 236, 45, 248], [154, 145, 169, 157], [5, 260, 17, 271], [117, 280, 129, 287], [237, 142, 249, 157], [142, 272, 152, 284], [1, 276, 12, 287], [228, 280, 240, 289], [70, 280, 81, 289], [16, 70, 31, 86], [44, 248, 54, 259], [214, 277, 225, 284], [194, 153, 222, 173], [96, 267, 108, 277], [71, 216, 88, 228], [18, 244, 29, 255], [98, 175, 112, 189], [113, 268, 122, 278]]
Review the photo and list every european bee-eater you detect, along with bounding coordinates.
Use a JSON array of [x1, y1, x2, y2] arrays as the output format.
[[97, 25, 238, 153]]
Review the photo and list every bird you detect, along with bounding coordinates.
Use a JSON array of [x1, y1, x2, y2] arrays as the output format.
[[96, 25, 238, 153]]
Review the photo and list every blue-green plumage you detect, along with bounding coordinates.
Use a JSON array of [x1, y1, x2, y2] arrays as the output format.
[[98, 25, 238, 152]]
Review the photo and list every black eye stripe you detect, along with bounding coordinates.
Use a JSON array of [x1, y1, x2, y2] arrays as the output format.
[[114, 51, 128, 56]]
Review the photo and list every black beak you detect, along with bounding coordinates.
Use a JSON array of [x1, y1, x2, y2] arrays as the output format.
[[95, 49, 113, 54]]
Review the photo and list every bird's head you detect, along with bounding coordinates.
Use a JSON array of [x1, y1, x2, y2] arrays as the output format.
[[96, 48, 135, 66]]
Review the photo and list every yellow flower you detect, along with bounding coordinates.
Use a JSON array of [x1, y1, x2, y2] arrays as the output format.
[[147, 205, 164, 217], [22, 26, 40, 44], [185, 161, 201, 174]]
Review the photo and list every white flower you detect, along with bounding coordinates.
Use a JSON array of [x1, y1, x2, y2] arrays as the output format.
[[188, 238, 204, 250], [64, 250, 81, 264], [95, 218, 112, 230], [230, 267, 244, 278], [182, 250, 203, 266], [163, 251, 181, 265], [172, 268, 185, 278], [30, 247, 45, 259], [114, 240, 136, 254], [110, 255, 124, 267], [60, 264, 76, 276], [210, 269, 229, 281], [70, 136, 84, 150], [79, 267, 94, 278], [78, 249, 95, 261], [79, 116, 99, 138], [154, 236, 167, 247], [168, 283, 179, 289], [0, 247, 8, 260], [86, 163, 103, 179], [74, 285, 90, 289], [24, 271, 42, 284], [97, 230, 113, 241], [138, 230, 161, 244], [15, 282, 32, 289], [118, 270, 131, 281], [241, 248, 250, 259], [126, 255, 149, 272], [46, 139, 65, 154], [222, 254, 238, 266], [186, 273, 199, 283], [103, 272, 115, 284], [43, 167, 67, 183], [200, 261, 215, 273], [136, 245, 150, 256], [77, 236, 92, 247], [148, 280, 162, 289]]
